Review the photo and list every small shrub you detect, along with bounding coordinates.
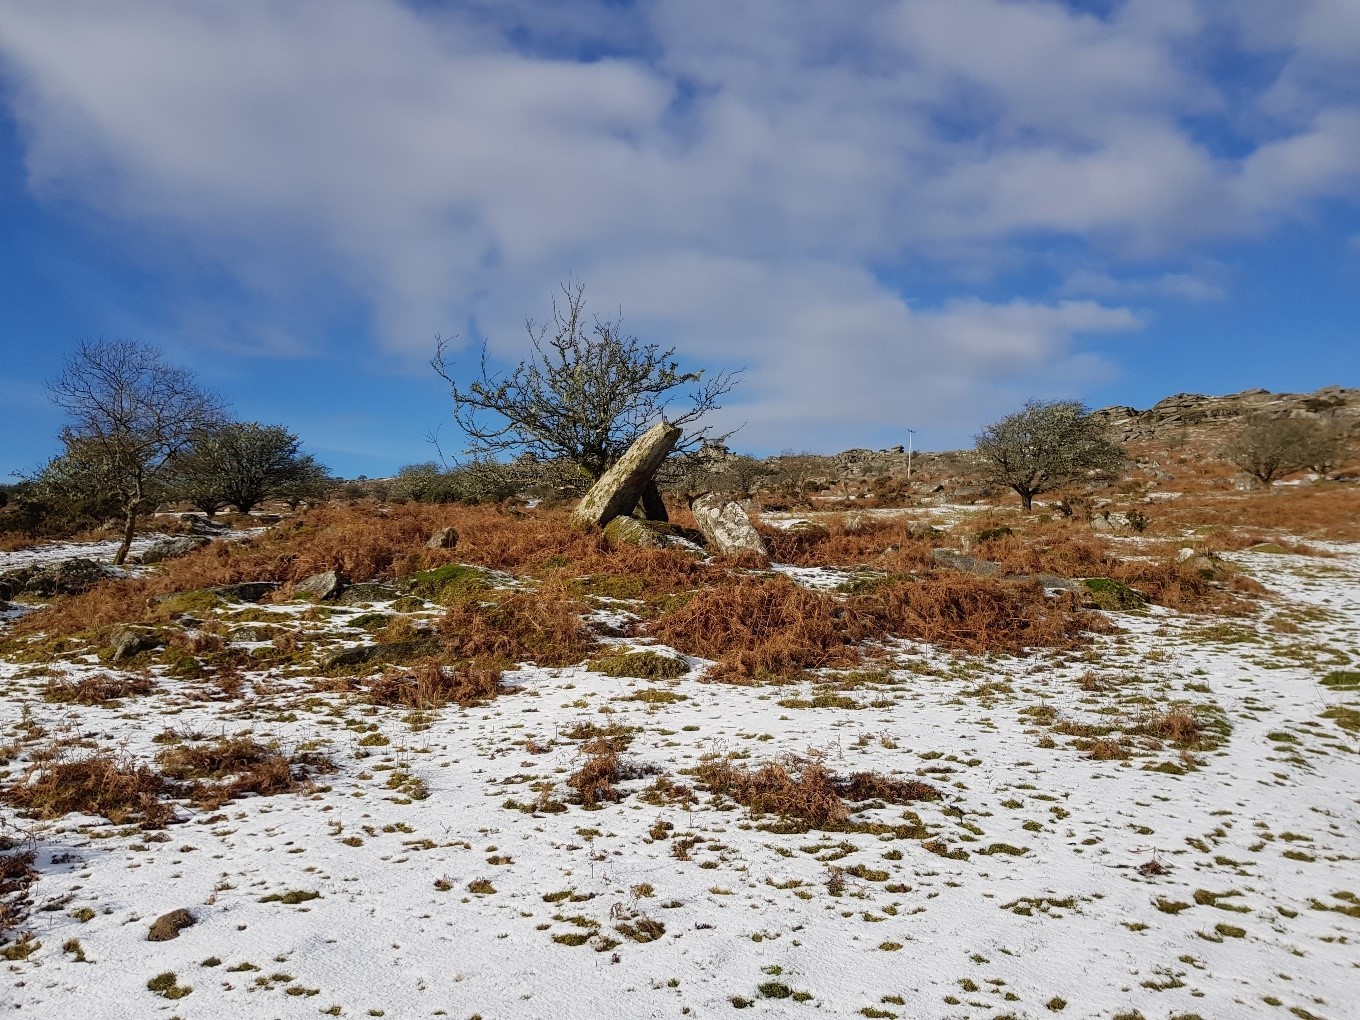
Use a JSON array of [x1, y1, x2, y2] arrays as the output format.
[[44, 672, 156, 706], [2, 752, 170, 828], [587, 650, 688, 680], [366, 657, 507, 710], [157, 738, 299, 809]]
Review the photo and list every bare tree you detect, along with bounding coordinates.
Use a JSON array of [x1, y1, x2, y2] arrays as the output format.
[[974, 399, 1125, 511], [43, 339, 225, 564], [432, 281, 742, 482], [1224, 414, 1348, 487]]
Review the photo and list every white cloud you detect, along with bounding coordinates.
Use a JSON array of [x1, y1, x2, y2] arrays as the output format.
[[0, 1, 1356, 448]]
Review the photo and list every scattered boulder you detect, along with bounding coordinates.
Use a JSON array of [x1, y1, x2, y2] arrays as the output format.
[[321, 639, 441, 674], [147, 908, 196, 942], [135, 536, 210, 565], [294, 570, 345, 601], [570, 420, 682, 528], [1080, 578, 1147, 612], [602, 516, 671, 550], [336, 583, 401, 605], [426, 527, 459, 550], [690, 494, 769, 557], [208, 582, 278, 603], [108, 627, 163, 662], [930, 549, 1002, 576]]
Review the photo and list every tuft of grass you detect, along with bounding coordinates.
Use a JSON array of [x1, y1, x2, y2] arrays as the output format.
[[697, 754, 939, 831], [44, 671, 156, 706], [157, 737, 302, 809], [2, 751, 170, 828], [147, 971, 192, 999], [258, 889, 320, 904], [365, 657, 508, 710]]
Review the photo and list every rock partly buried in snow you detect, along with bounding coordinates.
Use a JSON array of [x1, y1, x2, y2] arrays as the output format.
[[570, 420, 682, 528], [136, 536, 210, 564], [426, 527, 459, 549], [146, 908, 196, 942], [690, 494, 769, 557], [295, 569, 345, 601], [108, 627, 163, 662]]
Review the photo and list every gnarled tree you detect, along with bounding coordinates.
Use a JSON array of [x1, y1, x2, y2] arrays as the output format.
[[974, 399, 1125, 511], [433, 281, 741, 492], [43, 340, 225, 564]]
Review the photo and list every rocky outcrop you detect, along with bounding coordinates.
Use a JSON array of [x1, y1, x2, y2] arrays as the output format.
[[570, 421, 682, 529], [0, 558, 109, 597], [108, 627, 163, 662], [1090, 386, 1360, 443], [690, 494, 769, 557]]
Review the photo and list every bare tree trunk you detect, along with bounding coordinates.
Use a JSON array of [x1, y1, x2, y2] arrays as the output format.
[[1021, 491, 1034, 512], [114, 505, 137, 566]]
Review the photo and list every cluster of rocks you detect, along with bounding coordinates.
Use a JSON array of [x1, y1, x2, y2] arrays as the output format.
[[0, 558, 110, 600], [568, 420, 769, 558]]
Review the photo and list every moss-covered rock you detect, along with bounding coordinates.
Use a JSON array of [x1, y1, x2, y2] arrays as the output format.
[[402, 564, 491, 604], [602, 516, 673, 550], [320, 639, 443, 674], [1081, 577, 1147, 612]]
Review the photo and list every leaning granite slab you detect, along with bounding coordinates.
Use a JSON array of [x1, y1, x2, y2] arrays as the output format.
[[690, 494, 769, 557], [569, 420, 682, 528]]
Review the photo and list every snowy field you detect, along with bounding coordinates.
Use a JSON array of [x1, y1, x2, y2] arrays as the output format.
[[1, 541, 1357, 1020]]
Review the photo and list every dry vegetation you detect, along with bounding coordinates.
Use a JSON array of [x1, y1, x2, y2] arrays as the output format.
[[696, 754, 941, 830]]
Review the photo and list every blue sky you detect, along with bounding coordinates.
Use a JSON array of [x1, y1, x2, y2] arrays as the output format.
[[2, 0, 1358, 479]]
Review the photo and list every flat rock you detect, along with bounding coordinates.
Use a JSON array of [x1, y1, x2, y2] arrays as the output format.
[[0, 558, 109, 597], [690, 494, 769, 557], [147, 908, 196, 942], [136, 536, 210, 565], [321, 639, 441, 673], [335, 583, 401, 605], [602, 516, 671, 550]]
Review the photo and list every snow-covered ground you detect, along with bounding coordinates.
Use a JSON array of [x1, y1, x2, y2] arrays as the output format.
[[1, 543, 1357, 1019]]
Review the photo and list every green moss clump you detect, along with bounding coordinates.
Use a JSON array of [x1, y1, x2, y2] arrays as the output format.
[[349, 613, 392, 632], [1081, 577, 1147, 612], [1320, 670, 1360, 691], [403, 564, 491, 604], [588, 650, 688, 680], [153, 590, 226, 617], [1321, 705, 1360, 732], [974, 526, 1014, 543]]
